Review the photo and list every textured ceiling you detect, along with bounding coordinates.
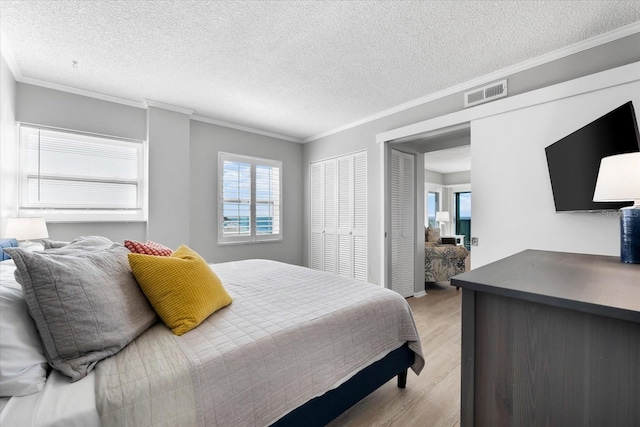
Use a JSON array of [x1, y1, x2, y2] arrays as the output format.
[[424, 145, 471, 174], [1, 1, 639, 142]]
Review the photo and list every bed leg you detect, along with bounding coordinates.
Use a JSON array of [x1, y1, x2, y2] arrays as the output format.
[[397, 370, 408, 388]]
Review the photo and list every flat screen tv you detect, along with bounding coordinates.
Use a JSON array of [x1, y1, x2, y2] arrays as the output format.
[[545, 101, 640, 212]]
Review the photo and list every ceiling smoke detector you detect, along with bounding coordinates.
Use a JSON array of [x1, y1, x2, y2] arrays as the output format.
[[464, 79, 508, 108]]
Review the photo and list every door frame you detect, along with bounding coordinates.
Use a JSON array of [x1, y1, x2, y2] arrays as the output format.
[[379, 123, 470, 293]]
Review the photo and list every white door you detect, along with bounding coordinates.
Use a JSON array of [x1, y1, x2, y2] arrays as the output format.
[[390, 149, 415, 297], [310, 152, 367, 280], [337, 155, 353, 277], [352, 151, 368, 281], [310, 162, 324, 270], [335, 152, 368, 280], [322, 158, 337, 274]]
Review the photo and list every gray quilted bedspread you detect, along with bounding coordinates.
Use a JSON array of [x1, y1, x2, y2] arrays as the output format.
[[95, 259, 424, 427]]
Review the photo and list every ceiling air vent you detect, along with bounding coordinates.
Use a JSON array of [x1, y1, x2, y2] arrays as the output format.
[[464, 79, 508, 108]]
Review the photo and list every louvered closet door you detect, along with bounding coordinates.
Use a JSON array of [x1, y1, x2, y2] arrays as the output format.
[[322, 159, 337, 274], [337, 155, 353, 277], [352, 151, 367, 281], [390, 149, 415, 297], [310, 152, 367, 281], [310, 162, 324, 271]]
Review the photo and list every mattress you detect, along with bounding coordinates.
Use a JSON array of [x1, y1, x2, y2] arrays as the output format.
[[0, 258, 423, 427], [96, 259, 424, 426]]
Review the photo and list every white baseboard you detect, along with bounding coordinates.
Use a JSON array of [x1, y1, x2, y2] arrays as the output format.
[[413, 291, 427, 298]]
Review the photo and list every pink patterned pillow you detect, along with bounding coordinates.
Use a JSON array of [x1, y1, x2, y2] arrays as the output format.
[[124, 240, 173, 257]]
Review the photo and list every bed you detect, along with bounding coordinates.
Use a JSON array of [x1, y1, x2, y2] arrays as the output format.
[[0, 237, 424, 426]]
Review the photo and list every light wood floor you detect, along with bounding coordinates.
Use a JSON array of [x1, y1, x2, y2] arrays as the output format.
[[328, 282, 462, 427]]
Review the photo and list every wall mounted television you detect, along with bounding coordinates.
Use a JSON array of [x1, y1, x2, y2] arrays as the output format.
[[545, 101, 640, 212]]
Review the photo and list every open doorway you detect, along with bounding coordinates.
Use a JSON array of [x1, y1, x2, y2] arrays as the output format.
[[384, 123, 470, 296], [424, 144, 471, 246]]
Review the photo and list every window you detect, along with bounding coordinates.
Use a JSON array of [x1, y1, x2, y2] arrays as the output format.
[[427, 191, 439, 228], [219, 152, 282, 244], [455, 191, 471, 249], [18, 125, 145, 222]]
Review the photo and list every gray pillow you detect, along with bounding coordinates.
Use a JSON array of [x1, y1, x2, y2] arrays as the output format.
[[39, 238, 70, 249], [66, 235, 114, 247], [5, 244, 157, 381]]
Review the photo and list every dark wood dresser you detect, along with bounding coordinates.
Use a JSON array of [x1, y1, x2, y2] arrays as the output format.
[[451, 250, 640, 427]]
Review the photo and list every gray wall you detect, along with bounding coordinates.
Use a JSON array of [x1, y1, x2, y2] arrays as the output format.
[[424, 170, 471, 186], [6, 83, 303, 264], [190, 120, 303, 264], [444, 170, 471, 186], [12, 83, 148, 242], [303, 33, 640, 292], [424, 169, 444, 185], [147, 107, 191, 249], [16, 84, 146, 141], [0, 54, 18, 237]]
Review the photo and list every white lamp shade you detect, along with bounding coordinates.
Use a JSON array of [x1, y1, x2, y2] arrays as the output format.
[[593, 152, 640, 204], [4, 218, 49, 241], [435, 211, 450, 222]]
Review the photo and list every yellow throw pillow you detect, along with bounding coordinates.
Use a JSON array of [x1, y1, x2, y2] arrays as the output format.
[[128, 245, 232, 336]]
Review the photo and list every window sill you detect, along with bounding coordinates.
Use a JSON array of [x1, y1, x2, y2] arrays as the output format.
[[218, 238, 283, 246], [19, 209, 146, 223]]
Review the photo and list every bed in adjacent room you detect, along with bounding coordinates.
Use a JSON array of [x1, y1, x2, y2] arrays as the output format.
[[0, 237, 424, 427]]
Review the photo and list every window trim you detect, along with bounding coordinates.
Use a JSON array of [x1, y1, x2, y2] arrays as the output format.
[[218, 152, 283, 245], [17, 123, 147, 222], [427, 191, 440, 228]]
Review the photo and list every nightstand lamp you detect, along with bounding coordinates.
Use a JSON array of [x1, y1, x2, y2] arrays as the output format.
[[435, 211, 450, 236], [593, 152, 640, 264], [4, 217, 49, 249]]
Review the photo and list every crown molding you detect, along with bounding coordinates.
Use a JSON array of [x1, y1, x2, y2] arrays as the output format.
[[19, 76, 146, 108], [14, 73, 147, 109], [144, 99, 194, 115], [303, 21, 640, 143], [191, 115, 302, 143]]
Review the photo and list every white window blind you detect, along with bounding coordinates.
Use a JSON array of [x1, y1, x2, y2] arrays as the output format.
[[18, 125, 145, 222], [219, 152, 282, 244]]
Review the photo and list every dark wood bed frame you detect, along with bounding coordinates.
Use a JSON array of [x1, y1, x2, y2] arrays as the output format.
[[271, 343, 414, 426]]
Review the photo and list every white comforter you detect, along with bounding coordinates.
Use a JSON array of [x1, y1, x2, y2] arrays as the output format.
[[96, 260, 424, 426]]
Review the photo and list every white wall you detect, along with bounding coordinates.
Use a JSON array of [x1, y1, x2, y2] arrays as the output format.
[[189, 120, 304, 265], [471, 79, 640, 267]]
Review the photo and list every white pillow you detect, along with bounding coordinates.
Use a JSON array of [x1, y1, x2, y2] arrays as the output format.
[[0, 266, 48, 397]]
